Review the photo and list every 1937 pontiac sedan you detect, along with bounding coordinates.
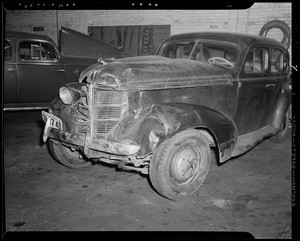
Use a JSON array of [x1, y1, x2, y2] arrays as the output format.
[[42, 32, 291, 200]]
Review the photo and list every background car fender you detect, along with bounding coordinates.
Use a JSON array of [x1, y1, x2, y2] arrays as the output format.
[[112, 103, 238, 163]]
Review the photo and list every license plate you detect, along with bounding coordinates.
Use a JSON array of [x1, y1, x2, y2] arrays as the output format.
[[42, 111, 62, 142]]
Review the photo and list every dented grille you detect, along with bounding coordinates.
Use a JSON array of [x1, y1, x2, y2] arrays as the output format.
[[96, 120, 120, 134], [93, 90, 126, 136]]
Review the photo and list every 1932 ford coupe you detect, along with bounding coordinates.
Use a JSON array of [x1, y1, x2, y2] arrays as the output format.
[[42, 32, 291, 200]]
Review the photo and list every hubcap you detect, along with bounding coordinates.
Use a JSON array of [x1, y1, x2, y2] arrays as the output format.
[[171, 146, 201, 185]]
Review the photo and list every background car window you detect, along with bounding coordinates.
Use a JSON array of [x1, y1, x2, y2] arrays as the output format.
[[19, 41, 58, 61], [271, 49, 288, 73], [244, 48, 269, 73], [5, 40, 12, 60]]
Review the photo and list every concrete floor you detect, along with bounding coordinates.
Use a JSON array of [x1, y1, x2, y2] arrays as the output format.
[[3, 110, 292, 238]]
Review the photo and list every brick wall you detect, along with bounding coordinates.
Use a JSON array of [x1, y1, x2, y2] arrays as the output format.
[[5, 3, 291, 51]]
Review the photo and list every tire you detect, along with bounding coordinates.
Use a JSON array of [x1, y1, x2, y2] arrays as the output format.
[[270, 113, 289, 143], [259, 20, 291, 49], [149, 129, 211, 200], [48, 139, 91, 168]]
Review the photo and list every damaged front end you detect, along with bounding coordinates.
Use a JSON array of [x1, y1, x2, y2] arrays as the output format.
[[42, 71, 152, 174]]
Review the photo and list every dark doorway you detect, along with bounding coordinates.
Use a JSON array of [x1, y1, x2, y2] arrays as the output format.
[[88, 25, 171, 57]]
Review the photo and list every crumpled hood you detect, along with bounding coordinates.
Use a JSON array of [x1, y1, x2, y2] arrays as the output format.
[[79, 55, 233, 90]]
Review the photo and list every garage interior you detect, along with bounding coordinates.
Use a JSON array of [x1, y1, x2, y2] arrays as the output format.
[[3, 2, 295, 239]]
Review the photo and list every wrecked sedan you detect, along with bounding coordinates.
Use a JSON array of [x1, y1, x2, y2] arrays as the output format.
[[42, 32, 291, 200], [4, 26, 124, 111]]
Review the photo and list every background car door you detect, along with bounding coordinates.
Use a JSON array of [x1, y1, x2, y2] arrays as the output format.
[[16, 39, 68, 104], [234, 46, 277, 135], [4, 38, 18, 103]]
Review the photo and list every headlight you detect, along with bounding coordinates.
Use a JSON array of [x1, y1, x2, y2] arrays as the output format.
[[59, 86, 80, 105]]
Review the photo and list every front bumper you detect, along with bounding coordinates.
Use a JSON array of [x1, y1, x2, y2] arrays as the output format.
[[42, 112, 140, 156]]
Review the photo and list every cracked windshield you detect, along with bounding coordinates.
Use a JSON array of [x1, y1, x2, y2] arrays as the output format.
[[158, 41, 238, 68]]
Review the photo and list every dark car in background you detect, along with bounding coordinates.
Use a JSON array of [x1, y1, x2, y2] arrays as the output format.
[[4, 26, 124, 111], [42, 31, 291, 200]]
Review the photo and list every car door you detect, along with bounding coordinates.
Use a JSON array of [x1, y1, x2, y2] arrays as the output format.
[[234, 46, 276, 135], [16, 39, 68, 104], [4, 38, 18, 103]]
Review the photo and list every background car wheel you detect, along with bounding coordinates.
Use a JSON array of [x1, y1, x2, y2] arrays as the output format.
[[270, 113, 289, 143], [149, 129, 211, 200], [259, 20, 291, 49], [48, 139, 91, 168]]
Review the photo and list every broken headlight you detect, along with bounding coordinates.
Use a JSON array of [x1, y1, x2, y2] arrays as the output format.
[[59, 86, 80, 105]]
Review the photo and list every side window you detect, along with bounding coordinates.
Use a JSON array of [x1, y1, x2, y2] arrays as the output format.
[[5, 40, 12, 60], [244, 48, 269, 74], [271, 49, 288, 73], [19, 41, 58, 61]]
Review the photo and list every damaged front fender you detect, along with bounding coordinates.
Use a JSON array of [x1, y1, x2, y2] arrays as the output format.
[[110, 103, 237, 159]]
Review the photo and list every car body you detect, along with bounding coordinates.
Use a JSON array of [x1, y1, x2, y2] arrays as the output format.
[[42, 31, 291, 200], [4, 26, 124, 111]]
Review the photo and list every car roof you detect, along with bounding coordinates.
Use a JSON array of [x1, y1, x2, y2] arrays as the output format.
[[162, 32, 285, 49], [5, 30, 55, 43]]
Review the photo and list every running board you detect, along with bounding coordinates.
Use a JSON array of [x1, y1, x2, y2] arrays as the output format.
[[232, 125, 278, 157]]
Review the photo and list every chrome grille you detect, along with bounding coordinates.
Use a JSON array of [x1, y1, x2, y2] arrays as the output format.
[[96, 120, 119, 134], [97, 106, 122, 119], [94, 91, 124, 105], [93, 90, 126, 136]]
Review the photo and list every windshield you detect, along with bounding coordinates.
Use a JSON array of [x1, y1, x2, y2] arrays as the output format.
[[158, 41, 196, 59], [157, 40, 239, 68]]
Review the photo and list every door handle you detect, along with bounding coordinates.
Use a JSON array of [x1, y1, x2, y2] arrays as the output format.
[[266, 84, 276, 88], [7, 68, 16, 72], [56, 69, 66, 72]]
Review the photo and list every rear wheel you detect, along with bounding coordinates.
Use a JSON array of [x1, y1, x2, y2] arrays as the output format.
[[149, 129, 211, 200], [270, 113, 289, 143], [48, 140, 91, 168]]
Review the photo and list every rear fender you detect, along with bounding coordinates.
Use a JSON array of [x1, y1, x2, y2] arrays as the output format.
[[111, 103, 237, 163]]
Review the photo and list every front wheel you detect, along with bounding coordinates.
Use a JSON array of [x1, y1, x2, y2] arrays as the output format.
[[149, 129, 211, 200], [48, 140, 91, 168]]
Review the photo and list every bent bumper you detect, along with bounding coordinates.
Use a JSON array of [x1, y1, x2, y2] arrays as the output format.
[[46, 127, 140, 156]]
